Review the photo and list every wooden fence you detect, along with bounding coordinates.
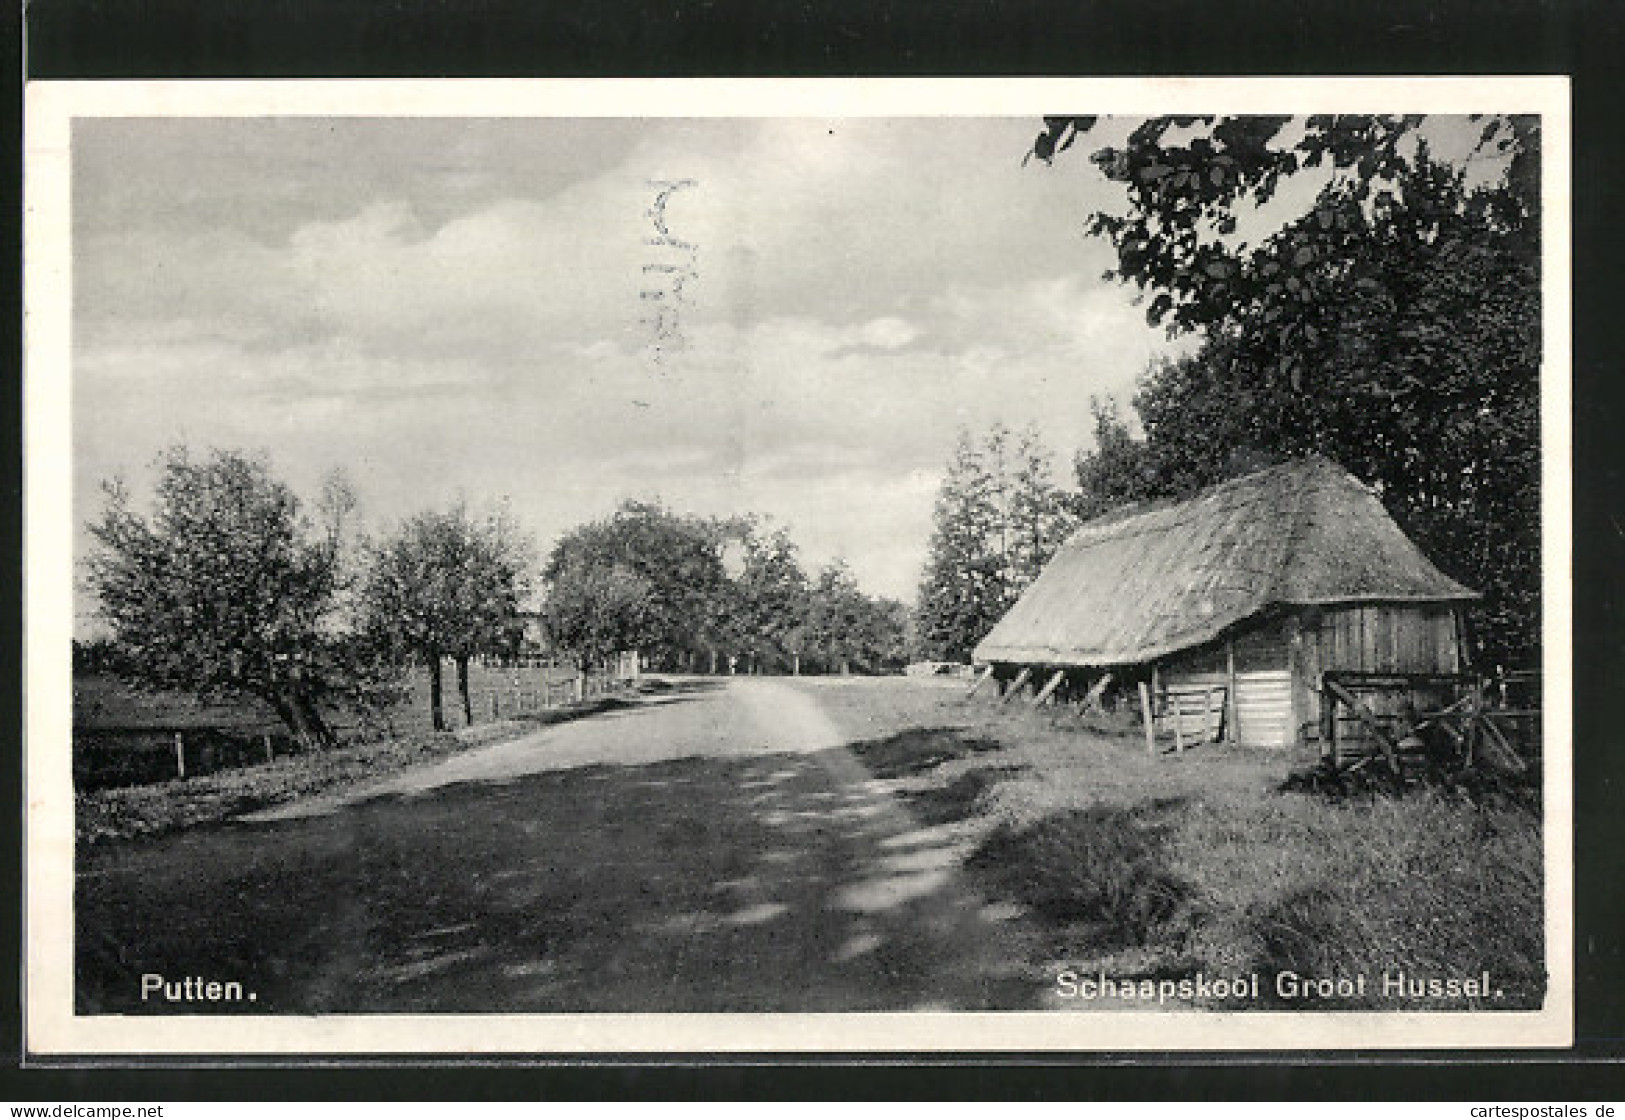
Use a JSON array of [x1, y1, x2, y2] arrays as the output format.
[[76, 669, 636, 790], [1319, 669, 1539, 776]]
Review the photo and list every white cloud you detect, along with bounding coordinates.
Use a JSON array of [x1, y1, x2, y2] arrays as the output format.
[[73, 116, 1189, 614], [858, 317, 919, 350]]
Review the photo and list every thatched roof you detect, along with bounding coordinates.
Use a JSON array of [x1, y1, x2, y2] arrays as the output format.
[[973, 455, 1476, 668]]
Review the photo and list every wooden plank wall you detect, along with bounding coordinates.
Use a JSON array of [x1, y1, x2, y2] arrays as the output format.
[[1159, 605, 1463, 749], [1162, 621, 1294, 748], [1297, 604, 1464, 742], [1309, 604, 1461, 676]]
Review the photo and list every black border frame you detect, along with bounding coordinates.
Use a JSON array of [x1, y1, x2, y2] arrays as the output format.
[[10, 0, 1625, 1100]]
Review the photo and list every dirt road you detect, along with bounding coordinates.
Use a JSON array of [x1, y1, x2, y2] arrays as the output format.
[[77, 678, 1046, 1013]]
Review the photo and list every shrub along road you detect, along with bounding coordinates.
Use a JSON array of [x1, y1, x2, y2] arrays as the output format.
[[76, 678, 1048, 1013]]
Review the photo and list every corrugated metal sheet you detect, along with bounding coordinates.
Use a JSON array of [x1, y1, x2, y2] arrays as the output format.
[[974, 455, 1476, 668]]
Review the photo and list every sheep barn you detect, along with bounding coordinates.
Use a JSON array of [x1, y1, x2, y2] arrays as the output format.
[[971, 456, 1479, 754]]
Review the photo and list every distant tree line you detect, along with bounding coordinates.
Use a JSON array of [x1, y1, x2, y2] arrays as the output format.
[[84, 450, 911, 748], [542, 501, 909, 677]]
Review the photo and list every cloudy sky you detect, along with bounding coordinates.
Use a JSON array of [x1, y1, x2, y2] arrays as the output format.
[[73, 114, 1199, 625]]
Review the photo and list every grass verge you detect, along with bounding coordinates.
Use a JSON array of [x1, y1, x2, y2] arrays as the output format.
[[75, 696, 636, 847], [812, 677, 1546, 1011]]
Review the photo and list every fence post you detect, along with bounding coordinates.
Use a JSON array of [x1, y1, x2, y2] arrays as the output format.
[[263, 733, 274, 766], [490, 691, 499, 720], [574, 674, 585, 703], [174, 731, 186, 780]]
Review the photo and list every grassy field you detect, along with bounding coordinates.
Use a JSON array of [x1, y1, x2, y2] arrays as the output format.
[[75, 689, 648, 846], [797, 676, 1547, 1011], [73, 663, 586, 789]]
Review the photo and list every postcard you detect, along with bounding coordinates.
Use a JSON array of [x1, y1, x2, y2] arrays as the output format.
[[24, 77, 1573, 1056]]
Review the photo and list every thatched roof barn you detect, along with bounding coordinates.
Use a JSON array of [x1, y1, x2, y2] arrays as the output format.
[[974, 456, 1477, 749]]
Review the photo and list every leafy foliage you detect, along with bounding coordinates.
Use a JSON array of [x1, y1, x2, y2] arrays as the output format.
[[541, 500, 732, 670], [803, 559, 909, 675], [1033, 114, 1536, 342], [1037, 115, 1542, 666], [87, 447, 349, 747], [1069, 396, 1163, 521], [358, 502, 533, 729], [541, 501, 907, 676], [1007, 427, 1077, 589], [539, 560, 656, 671], [725, 522, 811, 672], [916, 425, 1075, 661]]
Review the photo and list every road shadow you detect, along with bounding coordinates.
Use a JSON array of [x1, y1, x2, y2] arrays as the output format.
[[76, 743, 1045, 1014]]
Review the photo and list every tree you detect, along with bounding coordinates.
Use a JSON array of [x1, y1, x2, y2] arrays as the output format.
[[1034, 114, 1542, 666], [804, 559, 908, 675], [729, 521, 810, 674], [865, 597, 913, 673], [540, 560, 654, 672], [359, 502, 532, 731], [915, 429, 1012, 662], [1030, 114, 1537, 345], [445, 503, 533, 723], [1070, 396, 1164, 520], [87, 446, 345, 748], [916, 425, 1073, 661], [542, 500, 732, 671], [1007, 425, 1077, 586]]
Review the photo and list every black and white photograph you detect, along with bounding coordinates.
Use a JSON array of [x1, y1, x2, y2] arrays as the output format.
[[23, 79, 1572, 1055]]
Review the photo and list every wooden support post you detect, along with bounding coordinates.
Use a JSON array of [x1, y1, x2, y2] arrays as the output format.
[[1320, 673, 1337, 762], [1000, 667, 1032, 706], [1030, 669, 1066, 707], [1173, 693, 1185, 752], [1327, 700, 1339, 770], [490, 691, 499, 720], [574, 674, 585, 703], [1077, 672, 1113, 714], [1462, 685, 1478, 768], [1225, 638, 1239, 745], [174, 732, 186, 780], [966, 665, 995, 700], [1139, 681, 1156, 755], [1320, 674, 1342, 769], [263, 733, 274, 766]]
